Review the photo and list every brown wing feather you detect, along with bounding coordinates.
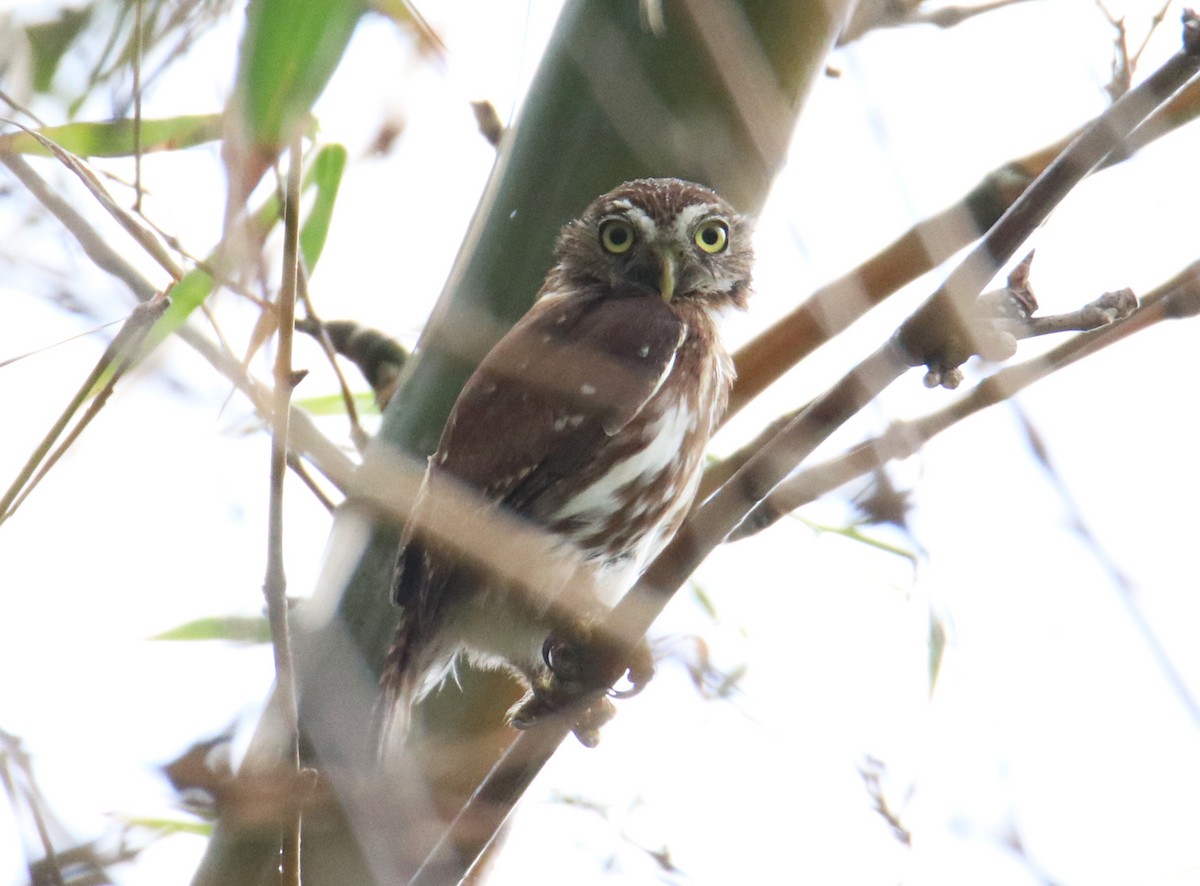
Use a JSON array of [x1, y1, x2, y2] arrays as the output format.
[[437, 289, 685, 499], [392, 289, 685, 611]]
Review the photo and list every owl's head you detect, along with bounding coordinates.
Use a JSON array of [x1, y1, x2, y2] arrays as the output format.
[[552, 178, 752, 311]]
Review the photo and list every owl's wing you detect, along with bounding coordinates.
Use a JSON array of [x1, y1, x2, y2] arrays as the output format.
[[438, 290, 686, 503], [392, 290, 686, 609]]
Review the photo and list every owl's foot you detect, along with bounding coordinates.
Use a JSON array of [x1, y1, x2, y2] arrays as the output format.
[[543, 633, 655, 698], [506, 633, 655, 746], [508, 688, 615, 748]]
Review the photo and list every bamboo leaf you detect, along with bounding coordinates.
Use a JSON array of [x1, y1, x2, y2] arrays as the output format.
[[0, 115, 224, 158], [151, 616, 271, 644], [294, 391, 377, 416], [299, 143, 346, 271], [25, 7, 91, 93], [227, 0, 364, 196], [122, 816, 215, 837], [929, 609, 947, 695], [142, 143, 343, 358]]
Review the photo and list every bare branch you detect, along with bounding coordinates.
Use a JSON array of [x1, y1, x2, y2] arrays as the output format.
[[264, 135, 306, 886], [895, 12, 1200, 384], [0, 298, 168, 525], [731, 258, 1200, 541], [0, 153, 357, 500], [728, 44, 1200, 423]]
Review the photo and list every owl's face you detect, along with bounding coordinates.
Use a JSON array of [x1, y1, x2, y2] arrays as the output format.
[[551, 178, 752, 311]]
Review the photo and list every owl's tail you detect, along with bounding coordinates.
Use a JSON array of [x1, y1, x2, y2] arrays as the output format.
[[375, 614, 458, 761], [374, 616, 422, 760]]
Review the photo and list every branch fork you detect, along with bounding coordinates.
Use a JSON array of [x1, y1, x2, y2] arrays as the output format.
[[908, 251, 1140, 389]]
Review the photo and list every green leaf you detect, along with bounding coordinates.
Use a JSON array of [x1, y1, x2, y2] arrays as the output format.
[[122, 815, 214, 837], [229, 0, 364, 193], [25, 7, 92, 93], [299, 143, 347, 271], [143, 267, 214, 352], [0, 115, 225, 158], [139, 143, 343, 359], [690, 582, 720, 621], [793, 515, 919, 563], [151, 616, 271, 644], [928, 609, 947, 695], [295, 391, 377, 416]]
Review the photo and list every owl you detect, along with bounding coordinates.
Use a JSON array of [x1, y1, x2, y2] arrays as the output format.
[[384, 178, 753, 746]]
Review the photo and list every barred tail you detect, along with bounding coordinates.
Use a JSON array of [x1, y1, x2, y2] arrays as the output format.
[[375, 612, 458, 761]]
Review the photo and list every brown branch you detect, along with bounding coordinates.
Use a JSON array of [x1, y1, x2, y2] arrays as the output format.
[[727, 36, 1200, 422], [730, 258, 1200, 540], [710, 56, 1195, 499], [894, 11, 1199, 382], [265, 136, 306, 886]]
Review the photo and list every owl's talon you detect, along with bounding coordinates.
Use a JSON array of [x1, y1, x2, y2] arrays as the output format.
[[571, 696, 615, 746], [608, 681, 643, 700], [541, 637, 585, 685], [625, 640, 655, 693], [508, 658, 621, 746]]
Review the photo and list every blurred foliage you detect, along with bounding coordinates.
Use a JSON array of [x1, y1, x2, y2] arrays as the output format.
[[143, 143, 346, 359], [18, 0, 237, 115], [25, 6, 92, 93], [151, 616, 272, 644], [0, 113, 223, 156], [294, 391, 379, 417], [224, 0, 364, 198], [121, 815, 216, 838]]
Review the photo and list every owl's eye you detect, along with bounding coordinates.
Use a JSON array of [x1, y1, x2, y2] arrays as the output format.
[[599, 219, 635, 254], [694, 219, 729, 254]]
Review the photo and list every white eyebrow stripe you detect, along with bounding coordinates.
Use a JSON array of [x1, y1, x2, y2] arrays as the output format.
[[623, 206, 658, 239], [673, 203, 718, 241]]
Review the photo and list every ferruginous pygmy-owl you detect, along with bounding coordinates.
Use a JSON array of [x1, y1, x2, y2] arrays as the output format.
[[384, 178, 752, 746]]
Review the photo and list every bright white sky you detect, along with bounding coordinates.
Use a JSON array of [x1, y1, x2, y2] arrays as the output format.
[[2, 1, 1199, 884]]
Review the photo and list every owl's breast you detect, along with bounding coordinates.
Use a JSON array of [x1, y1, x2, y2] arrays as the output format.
[[544, 335, 730, 593]]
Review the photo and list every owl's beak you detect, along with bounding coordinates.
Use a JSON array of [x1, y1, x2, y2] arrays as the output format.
[[656, 250, 677, 303]]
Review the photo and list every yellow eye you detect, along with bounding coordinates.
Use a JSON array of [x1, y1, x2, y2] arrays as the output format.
[[694, 219, 729, 254], [599, 219, 635, 254]]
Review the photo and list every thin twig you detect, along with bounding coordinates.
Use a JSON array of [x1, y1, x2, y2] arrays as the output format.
[[296, 276, 371, 451], [132, 0, 144, 213], [0, 298, 168, 524], [0, 118, 184, 280], [1011, 404, 1200, 727], [730, 258, 1200, 540], [728, 22, 1200, 421], [895, 12, 1200, 381], [287, 452, 338, 513], [0, 733, 66, 886], [265, 134, 306, 886], [0, 153, 356, 499]]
